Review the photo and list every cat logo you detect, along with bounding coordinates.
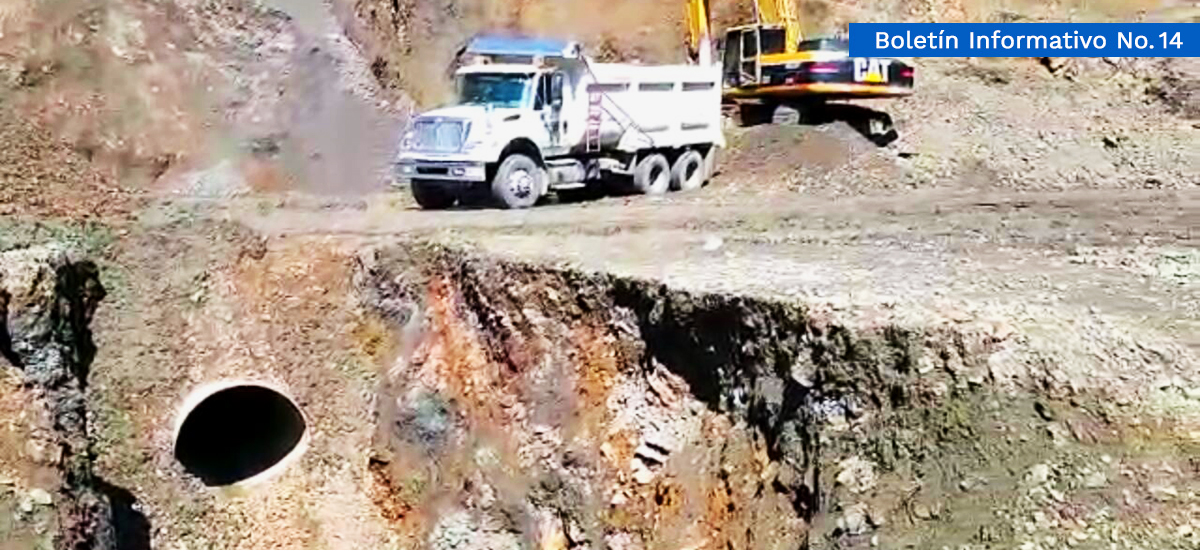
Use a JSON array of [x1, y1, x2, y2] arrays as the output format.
[[854, 58, 892, 84]]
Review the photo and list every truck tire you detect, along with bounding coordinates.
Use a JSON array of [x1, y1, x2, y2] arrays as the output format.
[[491, 154, 544, 209], [670, 150, 705, 192], [632, 153, 670, 195], [702, 145, 719, 183], [411, 180, 456, 210]]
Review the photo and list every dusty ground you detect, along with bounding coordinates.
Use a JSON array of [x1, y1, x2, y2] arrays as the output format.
[[111, 139, 1194, 547], [230, 184, 1200, 348], [0, 0, 1198, 549]]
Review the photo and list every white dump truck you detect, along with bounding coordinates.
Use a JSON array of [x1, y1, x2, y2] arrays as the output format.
[[394, 35, 725, 209]]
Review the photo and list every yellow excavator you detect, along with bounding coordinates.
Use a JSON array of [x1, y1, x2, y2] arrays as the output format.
[[686, 0, 914, 125]]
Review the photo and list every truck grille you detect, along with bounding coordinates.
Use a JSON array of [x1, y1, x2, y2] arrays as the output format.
[[412, 119, 467, 152]]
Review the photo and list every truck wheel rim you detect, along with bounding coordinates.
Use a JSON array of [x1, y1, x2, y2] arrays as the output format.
[[508, 169, 534, 199]]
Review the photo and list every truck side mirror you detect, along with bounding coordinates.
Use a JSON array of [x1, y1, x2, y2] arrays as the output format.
[[550, 73, 564, 108]]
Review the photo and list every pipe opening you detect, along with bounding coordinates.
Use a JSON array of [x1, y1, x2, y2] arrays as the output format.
[[174, 385, 306, 486]]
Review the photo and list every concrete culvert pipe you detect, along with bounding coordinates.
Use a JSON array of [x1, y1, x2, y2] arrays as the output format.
[[173, 383, 307, 487]]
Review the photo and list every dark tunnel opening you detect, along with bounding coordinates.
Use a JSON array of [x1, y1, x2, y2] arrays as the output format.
[[174, 385, 306, 487]]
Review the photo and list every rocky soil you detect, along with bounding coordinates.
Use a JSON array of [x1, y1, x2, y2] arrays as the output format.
[[0, 0, 1197, 549], [7, 226, 1192, 548], [354, 243, 1200, 549], [0, 245, 148, 549]]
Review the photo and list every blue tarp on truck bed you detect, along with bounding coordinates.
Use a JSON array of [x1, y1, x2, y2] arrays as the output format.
[[465, 35, 579, 58]]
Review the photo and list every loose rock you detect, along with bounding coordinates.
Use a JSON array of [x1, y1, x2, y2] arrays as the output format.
[[28, 488, 52, 506], [838, 503, 871, 536], [1028, 464, 1052, 485]]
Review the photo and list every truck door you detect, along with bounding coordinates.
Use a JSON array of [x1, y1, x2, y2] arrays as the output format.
[[536, 73, 565, 153]]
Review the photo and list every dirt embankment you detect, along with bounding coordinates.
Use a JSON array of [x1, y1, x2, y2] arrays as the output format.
[[355, 243, 1200, 549], [48, 220, 1194, 548], [0, 0, 404, 211]]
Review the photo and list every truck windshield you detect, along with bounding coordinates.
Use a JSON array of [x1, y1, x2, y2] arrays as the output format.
[[458, 73, 531, 108]]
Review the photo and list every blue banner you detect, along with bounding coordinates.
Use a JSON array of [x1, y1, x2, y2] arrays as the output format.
[[849, 23, 1199, 57]]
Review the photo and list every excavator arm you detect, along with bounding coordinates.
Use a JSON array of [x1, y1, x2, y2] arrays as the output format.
[[685, 0, 713, 65]]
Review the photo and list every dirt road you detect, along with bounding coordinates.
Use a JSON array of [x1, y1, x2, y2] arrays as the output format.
[[210, 179, 1197, 348]]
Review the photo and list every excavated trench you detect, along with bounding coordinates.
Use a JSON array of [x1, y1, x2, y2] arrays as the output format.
[[351, 243, 1084, 549], [6, 240, 1190, 548]]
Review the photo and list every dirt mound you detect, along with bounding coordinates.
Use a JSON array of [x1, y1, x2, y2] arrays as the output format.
[[717, 121, 906, 196], [0, 106, 132, 219], [0, 0, 404, 203], [889, 57, 1198, 192], [716, 53, 1196, 196]]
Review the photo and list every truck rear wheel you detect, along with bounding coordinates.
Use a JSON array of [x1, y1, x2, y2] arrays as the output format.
[[702, 146, 719, 183], [670, 150, 705, 192], [411, 180, 456, 210], [492, 154, 544, 209], [632, 153, 670, 195]]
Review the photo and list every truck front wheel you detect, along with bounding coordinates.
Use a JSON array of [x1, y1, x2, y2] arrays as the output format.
[[632, 153, 670, 195], [411, 180, 457, 210], [492, 154, 544, 209]]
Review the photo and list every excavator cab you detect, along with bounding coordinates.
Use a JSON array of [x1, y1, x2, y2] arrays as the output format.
[[720, 24, 787, 89]]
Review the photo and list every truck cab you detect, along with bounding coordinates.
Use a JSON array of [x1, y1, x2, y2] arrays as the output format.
[[396, 64, 568, 179], [395, 38, 579, 209]]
